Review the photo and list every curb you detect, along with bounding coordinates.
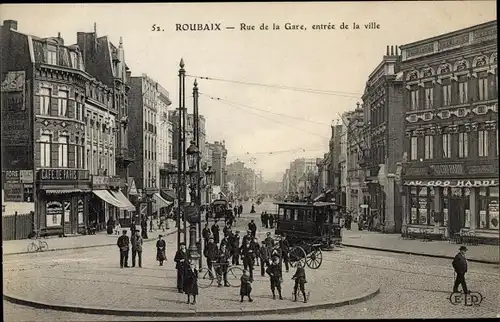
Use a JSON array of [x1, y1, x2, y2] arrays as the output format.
[[3, 229, 178, 257], [341, 243, 499, 265], [3, 284, 380, 317]]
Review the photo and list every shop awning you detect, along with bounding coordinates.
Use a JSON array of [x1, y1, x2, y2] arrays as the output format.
[[404, 179, 498, 187], [160, 189, 176, 201], [109, 190, 136, 211], [92, 190, 124, 209], [153, 192, 172, 209], [45, 189, 82, 194]]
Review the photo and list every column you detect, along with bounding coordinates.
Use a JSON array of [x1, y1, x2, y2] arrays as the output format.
[[385, 174, 395, 233], [469, 188, 477, 229], [433, 187, 440, 233]]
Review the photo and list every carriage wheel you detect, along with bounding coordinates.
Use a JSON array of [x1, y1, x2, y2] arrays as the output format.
[[27, 242, 37, 253], [289, 246, 306, 268], [306, 247, 322, 269], [227, 266, 243, 287], [199, 269, 215, 288], [39, 241, 49, 252]]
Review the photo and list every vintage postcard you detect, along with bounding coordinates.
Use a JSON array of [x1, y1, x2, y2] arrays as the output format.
[[1, 1, 498, 321]]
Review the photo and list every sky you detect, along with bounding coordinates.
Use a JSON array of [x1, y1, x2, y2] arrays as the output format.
[[1, 2, 496, 181]]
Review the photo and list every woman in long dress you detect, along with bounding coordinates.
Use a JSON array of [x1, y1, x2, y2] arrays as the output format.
[[183, 261, 199, 305], [156, 235, 167, 266]]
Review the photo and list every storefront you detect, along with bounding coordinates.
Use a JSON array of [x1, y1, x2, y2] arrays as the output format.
[[404, 179, 499, 243], [36, 169, 91, 235]]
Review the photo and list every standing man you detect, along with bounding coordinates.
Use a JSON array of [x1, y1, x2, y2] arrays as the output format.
[[202, 222, 211, 247], [242, 230, 253, 245], [266, 256, 283, 300], [292, 262, 308, 303], [269, 213, 275, 229], [117, 229, 130, 268], [248, 220, 257, 238], [238, 204, 243, 217], [174, 243, 188, 293], [211, 220, 221, 245], [216, 244, 231, 287], [452, 246, 469, 294], [230, 230, 241, 265], [131, 229, 143, 268], [260, 212, 266, 227], [259, 240, 271, 277], [240, 239, 255, 280], [264, 211, 269, 228], [264, 232, 274, 248], [204, 237, 218, 277], [279, 234, 290, 273]]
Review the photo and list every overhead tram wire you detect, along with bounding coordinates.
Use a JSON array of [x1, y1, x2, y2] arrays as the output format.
[[186, 74, 362, 98], [199, 93, 331, 127], [200, 93, 330, 140], [227, 146, 328, 158]]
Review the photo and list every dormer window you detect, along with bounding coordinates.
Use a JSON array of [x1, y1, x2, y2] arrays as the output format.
[[70, 51, 79, 69], [47, 45, 57, 65]]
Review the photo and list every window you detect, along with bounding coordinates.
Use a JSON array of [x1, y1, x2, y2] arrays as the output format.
[[70, 52, 78, 69], [40, 134, 51, 167], [478, 130, 489, 157], [425, 87, 433, 109], [442, 134, 451, 158], [47, 46, 57, 65], [424, 135, 433, 159], [40, 88, 51, 115], [58, 90, 68, 116], [58, 135, 68, 167], [410, 137, 418, 160], [75, 100, 82, 121], [458, 81, 468, 104], [477, 187, 499, 230], [458, 132, 468, 158], [478, 76, 489, 101], [409, 187, 434, 225], [442, 84, 451, 106], [410, 89, 419, 111]]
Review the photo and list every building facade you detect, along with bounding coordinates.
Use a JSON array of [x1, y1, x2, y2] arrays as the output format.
[[206, 140, 228, 188], [400, 20, 498, 243], [361, 45, 405, 233]]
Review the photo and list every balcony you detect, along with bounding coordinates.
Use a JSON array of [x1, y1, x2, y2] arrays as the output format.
[[116, 148, 135, 163]]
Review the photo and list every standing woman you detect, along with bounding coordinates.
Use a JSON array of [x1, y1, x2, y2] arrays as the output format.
[[156, 235, 167, 266], [184, 260, 199, 305]]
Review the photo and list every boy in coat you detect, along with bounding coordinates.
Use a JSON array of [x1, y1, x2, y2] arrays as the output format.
[[266, 256, 283, 300], [240, 269, 253, 302], [292, 261, 308, 303], [452, 245, 469, 294]]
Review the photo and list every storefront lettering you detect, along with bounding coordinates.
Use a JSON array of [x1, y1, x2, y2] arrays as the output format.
[[456, 180, 497, 187], [405, 179, 498, 187], [39, 169, 90, 181], [429, 164, 464, 176]]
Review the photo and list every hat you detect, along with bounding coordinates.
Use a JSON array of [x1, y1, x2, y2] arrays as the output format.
[[459, 246, 468, 251], [180, 242, 186, 246], [235, 231, 240, 234], [122, 229, 127, 233], [159, 234, 164, 237]]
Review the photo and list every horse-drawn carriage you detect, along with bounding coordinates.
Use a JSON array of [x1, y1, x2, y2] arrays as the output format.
[[273, 201, 344, 269], [211, 198, 232, 220]]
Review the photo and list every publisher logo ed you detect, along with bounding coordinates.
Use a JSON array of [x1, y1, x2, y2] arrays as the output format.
[[449, 291, 483, 307]]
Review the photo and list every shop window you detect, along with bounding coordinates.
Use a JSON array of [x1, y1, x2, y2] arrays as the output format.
[[478, 130, 489, 157], [477, 187, 500, 230], [409, 186, 434, 225]]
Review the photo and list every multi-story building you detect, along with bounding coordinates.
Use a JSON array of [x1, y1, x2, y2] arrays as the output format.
[[170, 111, 206, 164], [1, 20, 135, 234], [282, 169, 291, 195], [339, 116, 349, 207], [360, 45, 405, 233], [328, 124, 343, 203], [286, 158, 318, 199], [128, 74, 172, 216], [316, 153, 331, 195], [345, 105, 366, 217], [206, 140, 228, 188], [77, 26, 136, 223], [400, 20, 498, 243]]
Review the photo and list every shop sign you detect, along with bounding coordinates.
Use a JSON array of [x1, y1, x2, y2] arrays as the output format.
[[404, 179, 498, 187], [109, 176, 122, 187], [92, 175, 109, 189], [20, 170, 34, 183], [38, 169, 90, 181], [3, 183, 24, 202], [429, 164, 465, 176], [3, 170, 20, 183]]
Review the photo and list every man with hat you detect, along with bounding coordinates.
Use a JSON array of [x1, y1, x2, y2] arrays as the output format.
[[131, 229, 143, 268], [156, 234, 167, 266], [259, 240, 271, 276], [117, 229, 130, 268], [202, 222, 211, 248], [230, 230, 241, 265], [174, 242, 188, 293], [211, 220, 221, 245], [240, 239, 255, 280], [266, 255, 283, 300], [204, 237, 218, 277], [264, 232, 274, 248], [452, 246, 469, 294], [242, 230, 253, 246], [248, 220, 257, 238]]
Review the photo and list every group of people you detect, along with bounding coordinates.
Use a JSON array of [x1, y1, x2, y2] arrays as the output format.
[[116, 229, 144, 268], [260, 211, 278, 229]]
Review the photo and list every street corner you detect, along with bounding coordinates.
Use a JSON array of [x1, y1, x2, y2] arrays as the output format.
[[3, 254, 381, 317]]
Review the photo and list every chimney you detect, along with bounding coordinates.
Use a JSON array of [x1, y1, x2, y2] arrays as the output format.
[[3, 20, 18, 30], [386, 45, 389, 55]]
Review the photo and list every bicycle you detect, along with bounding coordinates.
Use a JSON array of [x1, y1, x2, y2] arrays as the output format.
[[27, 232, 49, 253], [199, 261, 243, 288]]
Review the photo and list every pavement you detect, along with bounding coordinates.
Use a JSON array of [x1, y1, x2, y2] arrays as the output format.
[[2, 207, 380, 317], [341, 226, 499, 264], [2, 219, 177, 256]]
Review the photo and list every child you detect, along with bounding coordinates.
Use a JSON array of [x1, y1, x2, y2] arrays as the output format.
[[114, 221, 121, 235], [184, 260, 198, 305], [240, 269, 253, 302], [292, 261, 307, 303]]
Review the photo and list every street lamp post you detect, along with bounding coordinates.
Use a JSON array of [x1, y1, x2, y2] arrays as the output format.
[[177, 58, 187, 249], [186, 140, 201, 261]]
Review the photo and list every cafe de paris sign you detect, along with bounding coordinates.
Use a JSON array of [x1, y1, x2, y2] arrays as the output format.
[[404, 179, 498, 187]]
